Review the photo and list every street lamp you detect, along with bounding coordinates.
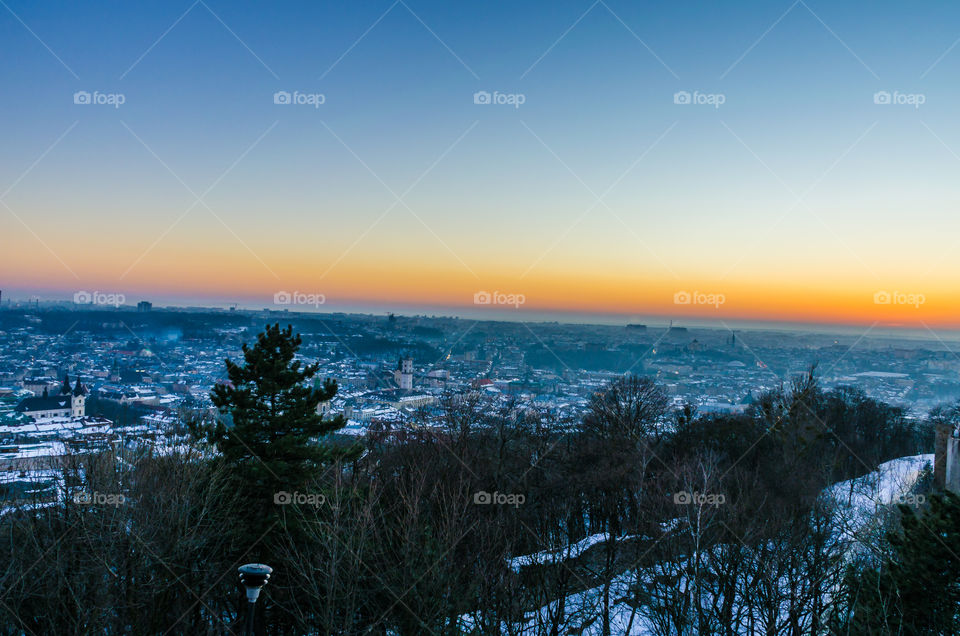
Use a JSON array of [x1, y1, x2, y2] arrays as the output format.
[[238, 563, 273, 636]]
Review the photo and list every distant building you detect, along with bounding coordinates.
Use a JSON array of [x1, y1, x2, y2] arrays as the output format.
[[425, 369, 450, 388], [137, 301, 152, 312], [316, 399, 331, 416], [22, 376, 58, 395], [366, 389, 434, 410], [394, 357, 413, 390], [15, 375, 86, 419]]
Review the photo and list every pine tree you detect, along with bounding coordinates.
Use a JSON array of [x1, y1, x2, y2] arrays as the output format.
[[842, 491, 960, 634], [888, 491, 960, 633], [204, 324, 359, 533]]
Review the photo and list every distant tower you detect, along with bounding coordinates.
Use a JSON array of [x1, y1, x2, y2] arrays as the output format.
[[72, 377, 87, 416], [394, 357, 413, 390], [137, 301, 152, 312]]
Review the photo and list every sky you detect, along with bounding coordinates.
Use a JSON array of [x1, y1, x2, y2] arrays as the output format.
[[2, 0, 960, 329]]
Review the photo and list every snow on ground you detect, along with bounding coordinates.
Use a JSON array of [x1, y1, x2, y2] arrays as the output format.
[[507, 532, 615, 573], [827, 454, 932, 511], [462, 455, 935, 635], [338, 419, 368, 436], [824, 453, 933, 559], [459, 566, 654, 635]]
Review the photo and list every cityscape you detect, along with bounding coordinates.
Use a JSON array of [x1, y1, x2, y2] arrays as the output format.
[[3, 297, 959, 490], [5, 0, 960, 633]]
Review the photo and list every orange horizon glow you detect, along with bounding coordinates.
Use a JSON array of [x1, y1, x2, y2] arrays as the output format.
[[11, 251, 960, 330], [7, 185, 960, 332]]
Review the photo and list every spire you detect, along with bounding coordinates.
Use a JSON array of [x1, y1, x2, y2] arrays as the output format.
[[73, 377, 86, 396], [61, 374, 71, 394]]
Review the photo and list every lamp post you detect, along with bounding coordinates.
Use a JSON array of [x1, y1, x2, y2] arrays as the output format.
[[238, 563, 272, 636]]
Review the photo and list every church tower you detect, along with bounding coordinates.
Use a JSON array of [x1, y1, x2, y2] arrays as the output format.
[[394, 357, 413, 390], [71, 376, 87, 416]]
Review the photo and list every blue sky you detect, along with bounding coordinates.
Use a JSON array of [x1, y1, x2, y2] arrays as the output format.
[[3, 1, 960, 326]]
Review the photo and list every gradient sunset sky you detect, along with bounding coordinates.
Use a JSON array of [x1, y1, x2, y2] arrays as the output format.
[[3, 1, 960, 327]]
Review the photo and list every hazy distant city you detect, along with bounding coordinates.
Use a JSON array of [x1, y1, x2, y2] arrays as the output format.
[[4, 297, 959, 463]]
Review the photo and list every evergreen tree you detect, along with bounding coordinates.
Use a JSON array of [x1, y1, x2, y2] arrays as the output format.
[[203, 324, 359, 532], [843, 491, 960, 634], [197, 324, 363, 635]]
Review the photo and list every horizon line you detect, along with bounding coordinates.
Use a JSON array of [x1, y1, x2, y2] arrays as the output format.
[[6, 292, 960, 343]]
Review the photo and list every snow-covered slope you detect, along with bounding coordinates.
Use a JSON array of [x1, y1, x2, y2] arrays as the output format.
[[824, 453, 933, 560], [461, 454, 934, 635]]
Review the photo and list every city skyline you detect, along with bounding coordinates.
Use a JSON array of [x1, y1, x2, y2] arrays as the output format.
[[4, 1, 960, 328]]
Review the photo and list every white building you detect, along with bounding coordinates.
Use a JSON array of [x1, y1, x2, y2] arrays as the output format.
[[15, 376, 86, 419]]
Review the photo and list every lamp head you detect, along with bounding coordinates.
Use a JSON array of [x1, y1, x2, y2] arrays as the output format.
[[238, 563, 273, 603]]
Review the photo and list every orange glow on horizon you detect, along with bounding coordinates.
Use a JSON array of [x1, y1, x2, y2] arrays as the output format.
[[6, 210, 958, 330], [12, 246, 960, 330]]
